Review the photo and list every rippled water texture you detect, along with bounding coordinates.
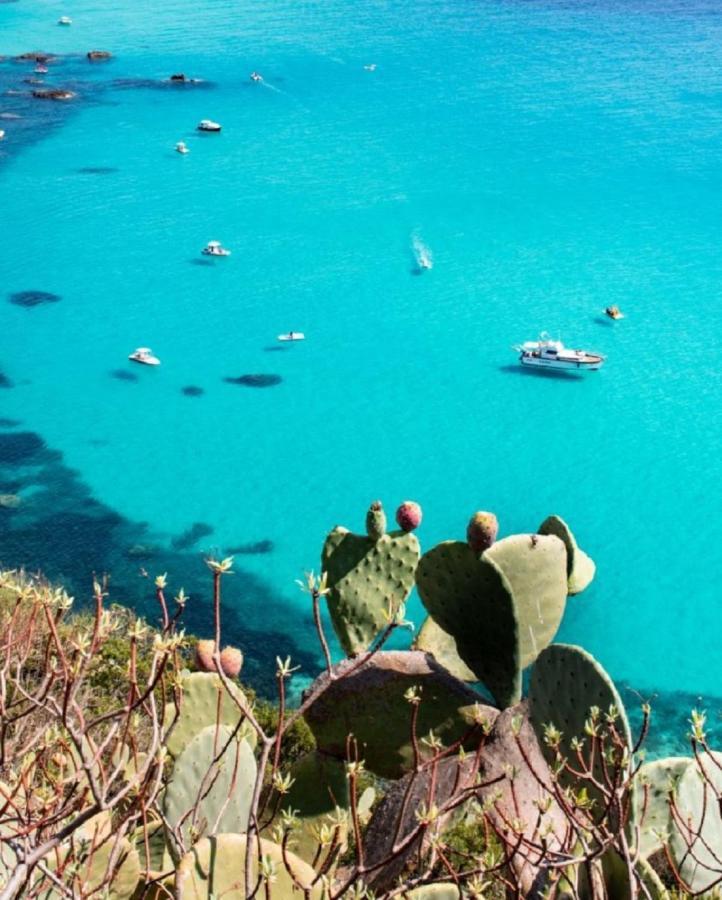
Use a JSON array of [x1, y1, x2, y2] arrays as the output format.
[[1, 0, 721, 742]]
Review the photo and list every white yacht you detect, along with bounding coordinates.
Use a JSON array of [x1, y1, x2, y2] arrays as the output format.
[[197, 119, 221, 132], [515, 334, 604, 371], [0, 130, 4, 141], [128, 347, 160, 366], [175, 141, 189, 154], [250, 72, 263, 83], [57, 16, 72, 25], [277, 331, 305, 342], [202, 240, 231, 257]]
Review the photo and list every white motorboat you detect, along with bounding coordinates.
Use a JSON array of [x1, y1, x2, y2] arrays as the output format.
[[250, 72, 263, 83], [197, 119, 221, 132], [202, 240, 231, 257], [34, 65, 49, 74], [0, 130, 4, 141], [128, 347, 160, 366], [364, 64, 377, 71], [277, 331, 305, 342], [175, 141, 189, 154], [515, 333, 604, 371], [57, 16, 72, 25]]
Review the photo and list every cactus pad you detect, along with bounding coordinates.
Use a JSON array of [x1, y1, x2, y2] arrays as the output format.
[[529, 644, 632, 804], [538, 515, 596, 595], [404, 886, 461, 899], [270, 751, 349, 863], [484, 533, 568, 668], [634, 757, 690, 858], [414, 616, 477, 683], [164, 671, 256, 758], [322, 525, 420, 656], [176, 834, 323, 899], [416, 540, 521, 707], [163, 725, 256, 845], [669, 750, 722, 894]]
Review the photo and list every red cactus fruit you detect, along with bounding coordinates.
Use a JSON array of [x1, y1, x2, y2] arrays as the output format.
[[466, 511, 498, 553], [220, 646, 244, 679], [395, 500, 422, 532], [195, 639, 216, 672]]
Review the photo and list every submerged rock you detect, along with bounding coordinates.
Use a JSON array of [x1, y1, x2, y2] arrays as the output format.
[[14, 52, 54, 63], [223, 374, 282, 388], [171, 521, 214, 551], [77, 166, 118, 175], [110, 369, 138, 382], [0, 372, 13, 388], [0, 494, 21, 508], [181, 385, 204, 396], [224, 539, 274, 555], [9, 290, 61, 307], [0, 418, 21, 427], [32, 88, 75, 101], [86, 50, 112, 61]]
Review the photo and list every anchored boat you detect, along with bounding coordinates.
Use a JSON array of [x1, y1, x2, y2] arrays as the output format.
[[197, 119, 221, 132], [128, 347, 160, 366], [201, 240, 231, 257], [515, 333, 604, 371]]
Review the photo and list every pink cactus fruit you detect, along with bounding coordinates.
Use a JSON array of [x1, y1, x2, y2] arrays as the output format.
[[395, 500, 422, 533], [466, 511, 499, 553], [195, 639, 216, 672], [220, 646, 244, 679]]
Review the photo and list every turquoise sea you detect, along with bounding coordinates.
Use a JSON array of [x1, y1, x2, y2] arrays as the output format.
[[1, 0, 721, 748]]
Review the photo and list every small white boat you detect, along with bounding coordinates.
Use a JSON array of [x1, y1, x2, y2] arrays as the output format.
[[128, 347, 160, 366], [0, 130, 5, 141], [175, 141, 189, 154], [250, 72, 263, 83], [515, 333, 604, 371], [277, 331, 305, 342], [34, 65, 48, 74], [197, 119, 221, 132], [57, 16, 72, 25], [202, 240, 231, 257], [364, 64, 377, 72]]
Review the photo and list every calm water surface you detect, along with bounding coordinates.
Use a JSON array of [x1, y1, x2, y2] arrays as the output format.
[[1, 0, 721, 745]]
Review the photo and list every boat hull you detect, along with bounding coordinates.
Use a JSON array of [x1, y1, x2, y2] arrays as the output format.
[[520, 354, 603, 371]]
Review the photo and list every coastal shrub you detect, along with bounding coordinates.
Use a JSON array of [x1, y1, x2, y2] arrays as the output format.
[[0, 504, 718, 899]]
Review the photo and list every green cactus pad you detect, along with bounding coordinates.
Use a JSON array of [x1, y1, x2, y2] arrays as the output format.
[[528, 644, 632, 804], [164, 671, 256, 758], [416, 540, 521, 707], [484, 533, 568, 669], [133, 820, 174, 880], [322, 526, 420, 656], [304, 651, 496, 779], [538, 515, 596, 596], [669, 750, 722, 894], [414, 616, 477, 683], [590, 851, 668, 900], [176, 834, 323, 899], [634, 757, 690, 858], [163, 725, 256, 846], [268, 751, 349, 864]]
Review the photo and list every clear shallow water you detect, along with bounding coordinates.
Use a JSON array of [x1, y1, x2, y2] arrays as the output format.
[[1, 0, 721, 741]]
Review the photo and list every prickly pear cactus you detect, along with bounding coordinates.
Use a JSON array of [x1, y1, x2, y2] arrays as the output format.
[[414, 616, 477, 683], [634, 757, 690, 858], [163, 725, 256, 847], [164, 671, 256, 758], [176, 834, 323, 899], [416, 540, 522, 707], [132, 819, 173, 881], [322, 502, 420, 656], [484, 533, 568, 669], [268, 751, 349, 864], [669, 750, 722, 894], [538, 515, 596, 595], [404, 885, 461, 899], [528, 644, 632, 806]]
